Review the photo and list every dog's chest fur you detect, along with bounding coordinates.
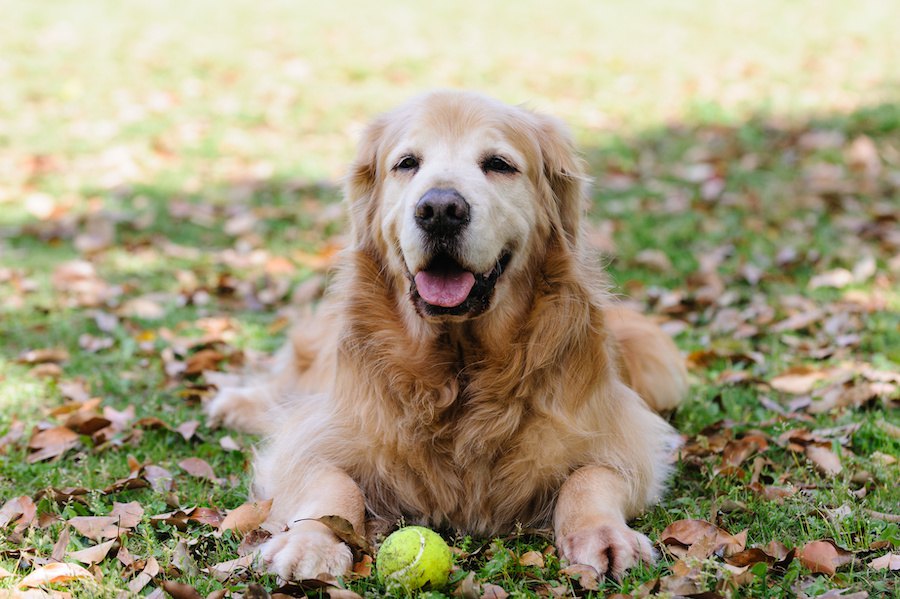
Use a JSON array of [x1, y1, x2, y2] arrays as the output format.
[[338, 329, 584, 534]]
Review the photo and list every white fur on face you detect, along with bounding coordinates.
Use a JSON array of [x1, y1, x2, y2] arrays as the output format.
[[379, 125, 538, 277]]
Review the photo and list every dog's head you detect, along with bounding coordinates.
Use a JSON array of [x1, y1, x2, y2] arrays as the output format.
[[346, 91, 587, 322]]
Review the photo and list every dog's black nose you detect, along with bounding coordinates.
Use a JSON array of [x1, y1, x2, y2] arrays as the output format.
[[415, 188, 470, 236]]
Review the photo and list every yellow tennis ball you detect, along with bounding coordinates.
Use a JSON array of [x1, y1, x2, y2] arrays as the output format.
[[376, 526, 453, 590]]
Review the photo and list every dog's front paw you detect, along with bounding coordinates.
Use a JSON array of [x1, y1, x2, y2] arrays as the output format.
[[259, 521, 353, 581], [557, 522, 655, 579]]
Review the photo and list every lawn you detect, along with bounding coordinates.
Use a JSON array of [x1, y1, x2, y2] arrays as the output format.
[[1, 1, 898, 597]]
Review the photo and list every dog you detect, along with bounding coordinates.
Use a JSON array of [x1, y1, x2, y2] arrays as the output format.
[[206, 90, 688, 581]]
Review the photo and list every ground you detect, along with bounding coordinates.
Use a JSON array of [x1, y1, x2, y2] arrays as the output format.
[[0, 1, 898, 597]]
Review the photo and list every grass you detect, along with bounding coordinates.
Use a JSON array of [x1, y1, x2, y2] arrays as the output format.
[[1, 1, 899, 597]]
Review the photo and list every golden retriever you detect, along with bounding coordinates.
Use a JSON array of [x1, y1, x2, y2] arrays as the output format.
[[206, 90, 688, 581]]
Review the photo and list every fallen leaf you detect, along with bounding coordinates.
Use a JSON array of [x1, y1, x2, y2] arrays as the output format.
[[175, 420, 201, 441], [0, 496, 36, 532], [51, 526, 71, 562], [559, 563, 600, 591], [351, 554, 373, 578], [634, 249, 673, 272], [16, 348, 70, 364], [480, 583, 510, 599], [717, 434, 769, 473], [128, 556, 159, 594], [809, 268, 854, 289], [327, 589, 364, 599], [518, 550, 545, 568], [151, 507, 225, 530], [67, 516, 125, 541], [805, 444, 843, 476], [770, 366, 830, 395], [110, 501, 144, 528], [798, 540, 854, 576], [660, 519, 746, 557], [119, 296, 166, 319], [27, 426, 80, 463], [219, 436, 241, 451], [219, 499, 272, 534], [868, 553, 900, 571], [144, 464, 175, 492], [0, 419, 26, 453], [315, 515, 371, 554], [67, 539, 117, 565], [178, 457, 217, 481], [204, 553, 254, 582], [17, 562, 94, 588]]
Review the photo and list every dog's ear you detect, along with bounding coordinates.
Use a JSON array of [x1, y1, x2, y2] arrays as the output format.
[[345, 116, 389, 251], [534, 114, 589, 249]]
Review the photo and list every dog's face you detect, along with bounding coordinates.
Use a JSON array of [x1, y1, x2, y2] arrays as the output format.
[[347, 92, 586, 321]]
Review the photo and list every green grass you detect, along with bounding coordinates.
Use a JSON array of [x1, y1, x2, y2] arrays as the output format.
[[1, 1, 899, 597]]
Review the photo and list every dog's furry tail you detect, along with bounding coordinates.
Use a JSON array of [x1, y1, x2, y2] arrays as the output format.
[[605, 306, 688, 413]]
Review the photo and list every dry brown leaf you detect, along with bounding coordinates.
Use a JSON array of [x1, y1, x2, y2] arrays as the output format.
[[869, 553, 900, 571], [144, 464, 175, 492], [660, 519, 746, 558], [315, 515, 371, 554], [151, 507, 225, 530], [717, 434, 769, 473], [51, 526, 70, 562], [128, 556, 159, 594], [219, 436, 241, 451], [219, 499, 272, 534], [559, 563, 600, 590], [725, 547, 777, 567], [67, 539, 117, 565], [0, 419, 26, 453], [110, 501, 144, 528], [178, 457, 217, 481], [205, 553, 254, 582], [0, 496, 36, 532], [805, 444, 843, 476], [17, 562, 94, 588], [16, 348, 70, 364], [184, 349, 228, 376], [160, 580, 204, 599], [770, 366, 830, 395], [119, 296, 166, 320], [809, 268, 855, 289], [798, 540, 854, 576], [27, 426, 80, 463], [351, 554, 373, 578], [518, 550, 545, 568], [634, 249, 673, 272], [175, 420, 200, 441], [771, 310, 824, 333], [67, 516, 124, 541], [480, 583, 510, 599]]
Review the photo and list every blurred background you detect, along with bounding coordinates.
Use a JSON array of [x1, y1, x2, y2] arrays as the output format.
[[2, 0, 898, 191]]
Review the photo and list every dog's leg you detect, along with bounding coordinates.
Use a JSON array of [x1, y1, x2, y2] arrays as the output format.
[[604, 306, 688, 413], [554, 466, 655, 579], [257, 466, 366, 581]]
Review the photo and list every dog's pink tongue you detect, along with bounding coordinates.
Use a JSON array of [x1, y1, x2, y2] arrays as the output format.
[[414, 270, 475, 307]]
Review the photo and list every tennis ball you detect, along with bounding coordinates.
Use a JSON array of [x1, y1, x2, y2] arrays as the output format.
[[376, 526, 453, 590]]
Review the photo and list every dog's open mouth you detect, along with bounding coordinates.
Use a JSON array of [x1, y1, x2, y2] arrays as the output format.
[[411, 251, 512, 317]]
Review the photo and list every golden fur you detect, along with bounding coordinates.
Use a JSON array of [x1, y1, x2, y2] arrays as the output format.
[[206, 91, 688, 580]]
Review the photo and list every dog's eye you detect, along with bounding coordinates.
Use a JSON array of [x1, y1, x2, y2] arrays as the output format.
[[393, 155, 420, 172], [482, 155, 517, 174]]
